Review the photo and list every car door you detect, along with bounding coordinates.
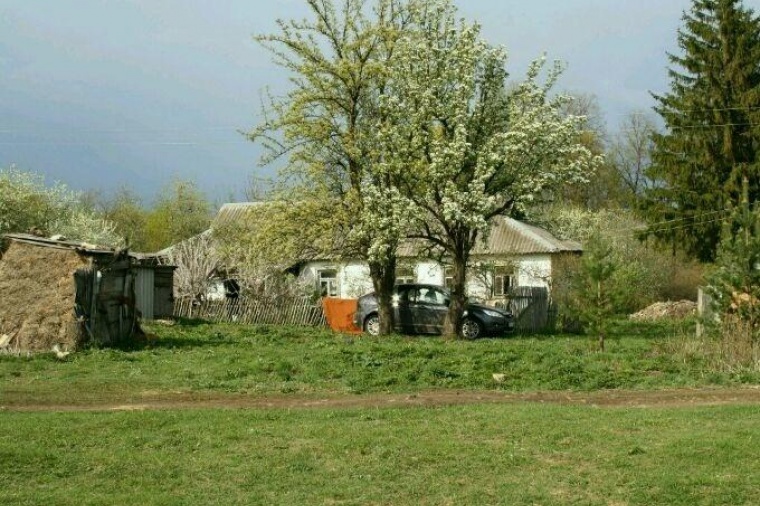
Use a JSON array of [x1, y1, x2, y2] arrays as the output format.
[[416, 286, 449, 334], [394, 286, 418, 334]]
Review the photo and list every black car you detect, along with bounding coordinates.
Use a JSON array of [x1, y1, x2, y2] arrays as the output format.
[[353, 284, 515, 339]]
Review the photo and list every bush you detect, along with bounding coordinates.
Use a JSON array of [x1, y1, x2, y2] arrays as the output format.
[[0, 166, 122, 247], [538, 206, 701, 315]]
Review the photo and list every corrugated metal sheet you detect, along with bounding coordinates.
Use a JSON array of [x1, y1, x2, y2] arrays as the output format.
[[135, 268, 155, 320], [398, 216, 581, 258], [472, 216, 582, 255], [212, 202, 266, 229]]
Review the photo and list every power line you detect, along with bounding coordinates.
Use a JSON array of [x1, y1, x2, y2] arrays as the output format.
[[582, 207, 731, 239], [644, 216, 730, 235]]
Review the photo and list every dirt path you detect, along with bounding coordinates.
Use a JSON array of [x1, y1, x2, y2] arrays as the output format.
[[4, 386, 760, 413]]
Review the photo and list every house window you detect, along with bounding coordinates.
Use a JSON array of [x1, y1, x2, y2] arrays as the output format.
[[318, 269, 339, 297], [395, 266, 416, 285], [444, 266, 454, 290], [492, 266, 514, 297]]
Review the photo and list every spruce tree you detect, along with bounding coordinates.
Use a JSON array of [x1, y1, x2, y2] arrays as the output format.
[[645, 0, 760, 262], [706, 177, 760, 348]]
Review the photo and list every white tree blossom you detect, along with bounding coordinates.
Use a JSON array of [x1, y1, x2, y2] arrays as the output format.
[[0, 166, 123, 247], [375, 1, 602, 336]]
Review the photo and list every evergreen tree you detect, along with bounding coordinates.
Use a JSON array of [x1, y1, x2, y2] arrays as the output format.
[[561, 233, 620, 351], [707, 177, 760, 348], [645, 0, 760, 262]]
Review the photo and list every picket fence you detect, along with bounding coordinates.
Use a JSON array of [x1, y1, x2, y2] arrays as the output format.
[[173, 296, 326, 327], [173, 287, 553, 333]]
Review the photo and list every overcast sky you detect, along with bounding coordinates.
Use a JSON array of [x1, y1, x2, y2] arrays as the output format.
[[2, 0, 758, 204]]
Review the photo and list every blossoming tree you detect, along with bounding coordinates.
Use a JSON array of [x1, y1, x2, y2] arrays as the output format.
[[250, 0, 419, 334], [376, 1, 601, 336]]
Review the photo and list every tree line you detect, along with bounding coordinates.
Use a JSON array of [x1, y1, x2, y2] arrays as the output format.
[[0, 169, 212, 253]]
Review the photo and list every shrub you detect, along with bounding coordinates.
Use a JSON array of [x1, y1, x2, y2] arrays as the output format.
[[539, 206, 700, 315], [0, 166, 122, 247]]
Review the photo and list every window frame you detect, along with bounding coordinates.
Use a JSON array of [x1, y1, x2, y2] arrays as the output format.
[[317, 268, 339, 298], [492, 265, 514, 297], [395, 266, 416, 285], [443, 266, 454, 290]]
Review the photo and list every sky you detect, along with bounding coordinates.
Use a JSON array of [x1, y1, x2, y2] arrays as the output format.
[[2, 0, 759, 204]]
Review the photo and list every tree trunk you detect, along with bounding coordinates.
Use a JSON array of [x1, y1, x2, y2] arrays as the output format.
[[369, 256, 397, 335], [443, 253, 468, 339]]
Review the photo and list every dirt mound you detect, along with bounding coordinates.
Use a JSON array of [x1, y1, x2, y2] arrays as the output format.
[[629, 300, 697, 321]]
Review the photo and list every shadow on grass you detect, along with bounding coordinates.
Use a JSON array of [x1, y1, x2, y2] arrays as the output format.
[[111, 320, 235, 352], [166, 317, 214, 327], [110, 337, 229, 353]]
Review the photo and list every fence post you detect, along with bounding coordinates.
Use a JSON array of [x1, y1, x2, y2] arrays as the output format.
[[697, 287, 712, 338]]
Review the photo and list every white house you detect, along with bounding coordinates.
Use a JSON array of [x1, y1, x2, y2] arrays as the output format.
[[172, 203, 581, 303], [298, 215, 582, 302]]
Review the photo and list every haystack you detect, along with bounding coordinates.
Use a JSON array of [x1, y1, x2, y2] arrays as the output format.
[[0, 240, 87, 351]]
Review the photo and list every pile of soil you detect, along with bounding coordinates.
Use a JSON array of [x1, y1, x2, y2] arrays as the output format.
[[629, 300, 697, 321], [0, 241, 88, 352]]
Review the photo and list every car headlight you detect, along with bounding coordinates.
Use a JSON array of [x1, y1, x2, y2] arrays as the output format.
[[481, 308, 505, 319]]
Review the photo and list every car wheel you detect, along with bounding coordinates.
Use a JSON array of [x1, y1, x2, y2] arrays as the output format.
[[460, 318, 482, 340], [364, 314, 380, 336]]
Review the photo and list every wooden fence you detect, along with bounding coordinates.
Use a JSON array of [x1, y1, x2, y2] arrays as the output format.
[[173, 288, 553, 333], [495, 286, 554, 333], [173, 297, 326, 327]]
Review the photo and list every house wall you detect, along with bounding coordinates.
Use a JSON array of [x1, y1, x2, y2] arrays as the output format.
[[514, 255, 552, 289], [416, 261, 442, 285], [205, 279, 227, 301], [300, 254, 554, 300]]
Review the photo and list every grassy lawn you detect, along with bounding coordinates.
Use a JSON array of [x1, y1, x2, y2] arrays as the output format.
[[2, 402, 759, 505], [2, 319, 759, 505], [1, 318, 757, 407]]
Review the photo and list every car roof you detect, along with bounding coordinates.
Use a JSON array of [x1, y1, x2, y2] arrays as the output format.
[[395, 283, 446, 289]]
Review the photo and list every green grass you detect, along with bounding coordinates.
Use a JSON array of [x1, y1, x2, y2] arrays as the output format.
[[1, 403, 759, 505], [1, 318, 757, 407], [2, 319, 759, 505]]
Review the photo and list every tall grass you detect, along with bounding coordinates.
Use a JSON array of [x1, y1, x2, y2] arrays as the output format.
[[664, 316, 760, 376]]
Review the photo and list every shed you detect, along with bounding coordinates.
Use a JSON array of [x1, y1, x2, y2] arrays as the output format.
[[0, 234, 141, 352]]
